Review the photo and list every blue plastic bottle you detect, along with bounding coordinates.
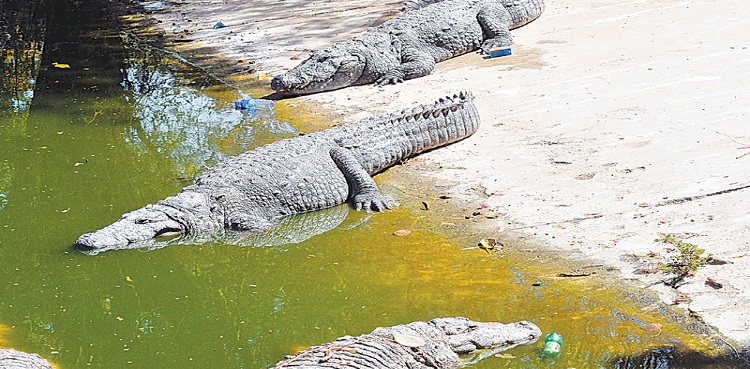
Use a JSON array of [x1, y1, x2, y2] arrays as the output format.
[[234, 98, 276, 111]]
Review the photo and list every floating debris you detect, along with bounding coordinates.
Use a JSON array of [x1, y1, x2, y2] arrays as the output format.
[[393, 229, 412, 236], [392, 332, 425, 347]]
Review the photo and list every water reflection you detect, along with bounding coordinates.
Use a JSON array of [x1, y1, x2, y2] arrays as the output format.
[[120, 43, 298, 176], [0, 0, 45, 120], [0, 0, 45, 215], [0, 162, 9, 212], [81, 204, 362, 255]]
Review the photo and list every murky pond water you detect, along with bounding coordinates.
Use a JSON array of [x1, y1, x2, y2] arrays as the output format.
[[0, 0, 744, 368]]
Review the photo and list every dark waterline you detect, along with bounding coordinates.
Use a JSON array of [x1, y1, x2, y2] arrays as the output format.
[[0, 0, 746, 368]]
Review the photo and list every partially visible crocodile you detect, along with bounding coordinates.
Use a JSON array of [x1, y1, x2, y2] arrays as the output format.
[[271, 0, 545, 95], [75, 92, 480, 252], [272, 317, 541, 369], [0, 348, 54, 369]]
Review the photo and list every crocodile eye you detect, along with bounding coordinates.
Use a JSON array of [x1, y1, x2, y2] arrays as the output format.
[[135, 219, 153, 224]]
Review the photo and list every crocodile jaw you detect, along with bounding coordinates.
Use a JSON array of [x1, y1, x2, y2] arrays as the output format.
[[75, 206, 184, 250], [272, 45, 365, 96], [433, 318, 542, 354]]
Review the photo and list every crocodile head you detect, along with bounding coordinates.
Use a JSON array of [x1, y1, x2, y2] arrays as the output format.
[[271, 41, 368, 96], [75, 192, 219, 252], [75, 205, 185, 251], [431, 317, 542, 354]]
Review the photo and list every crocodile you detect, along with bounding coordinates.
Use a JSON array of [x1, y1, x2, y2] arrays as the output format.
[[271, 0, 545, 96], [272, 317, 541, 369], [75, 91, 480, 252], [0, 348, 54, 369]]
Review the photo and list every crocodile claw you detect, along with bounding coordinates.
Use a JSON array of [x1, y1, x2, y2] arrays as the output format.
[[353, 192, 392, 212], [376, 70, 405, 86]]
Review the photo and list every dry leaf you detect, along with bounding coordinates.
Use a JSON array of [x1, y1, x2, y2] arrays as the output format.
[[478, 238, 497, 250], [392, 332, 425, 347], [642, 323, 662, 336], [393, 229, 412, 236], [706, 277, 723, 289]]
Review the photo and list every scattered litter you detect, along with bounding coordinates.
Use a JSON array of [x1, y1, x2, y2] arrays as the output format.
[[234, 98, 276, 111], [558, 271, 594, 277], [393, 229, 412, 236], [142, 1, 170, 12], [214, 21, 226, 29], [706, 256, 731, 265], [52, 62, 70, 69], [392, 332, 425, 347], [671, 292, 689, 305], [478, 238, 501, 252], [489, 47, 511, 58], [542, 332, 563, 356], [706, 277, 723, 289], [641, 323, 662, 336], [575, 172, 595, 180]]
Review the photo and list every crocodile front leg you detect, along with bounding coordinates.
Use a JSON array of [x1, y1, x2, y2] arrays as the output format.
[[477, 2, 514, 53], [376, 30, 436, 85], [330, 147, 392, 211]]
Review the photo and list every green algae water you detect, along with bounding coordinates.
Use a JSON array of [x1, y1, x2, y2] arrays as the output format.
[[0, 0, 744, 368]]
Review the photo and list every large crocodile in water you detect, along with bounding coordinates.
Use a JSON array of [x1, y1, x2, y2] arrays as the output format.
[[272, 317, 541, 369], [271, 0, 545, 95], [75, 91, 480, 252]]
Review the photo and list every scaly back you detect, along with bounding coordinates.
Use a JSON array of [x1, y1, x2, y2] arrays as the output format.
[[330, 91, 480, 175]]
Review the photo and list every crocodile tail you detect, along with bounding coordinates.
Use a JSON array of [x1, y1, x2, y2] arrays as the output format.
[[506, 0, 546, 29], [354, 91, 481, 174]]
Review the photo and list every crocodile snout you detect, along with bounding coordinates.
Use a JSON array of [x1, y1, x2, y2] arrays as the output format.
[[270, 75, 289, 92], [75, 231, 128, 250]]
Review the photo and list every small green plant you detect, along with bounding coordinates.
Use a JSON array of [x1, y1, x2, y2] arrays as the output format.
[[656, 235, 710, 288]]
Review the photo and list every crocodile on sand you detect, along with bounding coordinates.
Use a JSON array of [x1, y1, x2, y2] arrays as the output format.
[[271, 0, 545, 96], [75, 91, 480, 252], [272, 317, 541, 369]]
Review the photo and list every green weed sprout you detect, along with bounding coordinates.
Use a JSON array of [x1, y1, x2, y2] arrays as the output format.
[[656, 235, 710, 288]]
